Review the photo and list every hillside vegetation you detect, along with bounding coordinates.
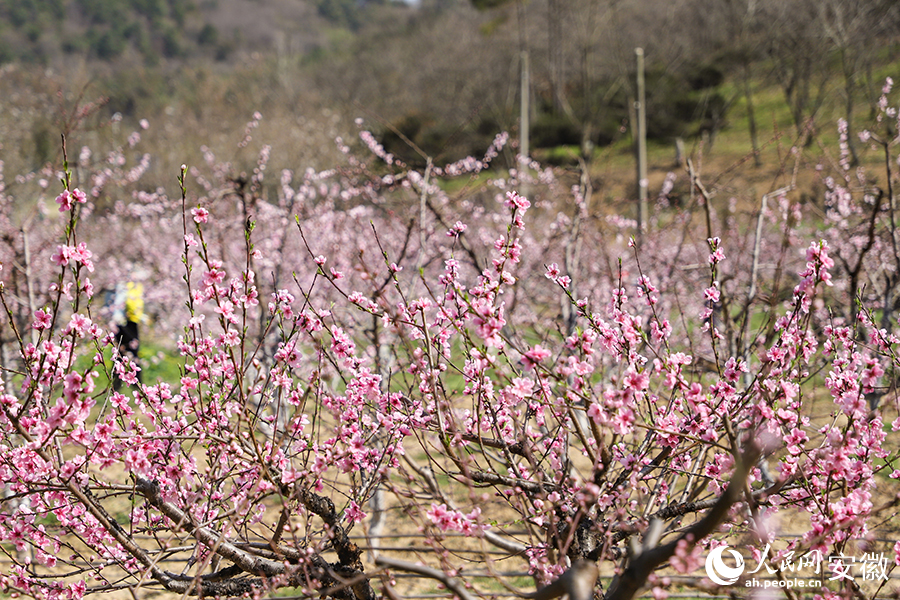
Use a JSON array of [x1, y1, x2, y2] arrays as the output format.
[[1, 0, 900, 204], [3, 4, 900, 599]]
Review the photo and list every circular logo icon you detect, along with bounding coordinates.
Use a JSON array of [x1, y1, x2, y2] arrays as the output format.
[[705, 545, 745, 585]]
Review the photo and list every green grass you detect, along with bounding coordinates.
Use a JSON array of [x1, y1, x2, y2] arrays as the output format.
[[138, 336, 186, 387], [71, 335, 185, 392], [557, 62, 900, 206]]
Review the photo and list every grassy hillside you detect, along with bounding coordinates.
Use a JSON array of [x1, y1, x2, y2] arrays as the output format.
[[1, 0, 899, 220], [0, 0, 335, 65]]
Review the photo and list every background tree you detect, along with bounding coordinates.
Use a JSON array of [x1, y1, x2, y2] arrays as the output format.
[[0, 91, 899, 599], [818, 0, 900, 165], [759, 0, 834, 141]]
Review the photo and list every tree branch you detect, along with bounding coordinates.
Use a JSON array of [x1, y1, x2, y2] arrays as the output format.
[[375, 555, 478, 600], [604, 442, 762, 600]]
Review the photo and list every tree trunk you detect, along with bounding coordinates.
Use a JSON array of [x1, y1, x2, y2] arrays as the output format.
[[843, 53, 860, 167], [742, 62, 761, 166], [547, 0, 564, 113]]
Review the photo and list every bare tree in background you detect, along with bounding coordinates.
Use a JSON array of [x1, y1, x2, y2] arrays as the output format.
[[759, 0, 834, 140], [818, 0, 900, 165]]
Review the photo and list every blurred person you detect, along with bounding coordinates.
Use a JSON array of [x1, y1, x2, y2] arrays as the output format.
[[110, 276, 145, 389]]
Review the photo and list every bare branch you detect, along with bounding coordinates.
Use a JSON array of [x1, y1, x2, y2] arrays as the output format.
[[524, 560, 601, 600], [604, 443, 762, 600], [375, 556, 479, 600]]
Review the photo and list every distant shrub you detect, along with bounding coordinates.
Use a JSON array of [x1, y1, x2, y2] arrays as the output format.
[[532, 112, 582, 148]]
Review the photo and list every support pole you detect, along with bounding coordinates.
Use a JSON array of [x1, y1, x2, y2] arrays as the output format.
[[520, 49, 531, 197], [520, 50, 530, 163], [635, 48, 648, 244]]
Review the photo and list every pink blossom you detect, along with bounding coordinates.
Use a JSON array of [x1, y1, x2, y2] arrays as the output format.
[[191, 206, 209, 223], [425, 503, 485, 536], [447, 221, 468, 237], [55, 188, 87, 212], [220, 329, 240, 347], [521, 345, 551, 370], [331, 327, 355, 358], [610, 408, 636, 434], [51, 245, 72, 266], [71, 242, 94, 272], [669, 537, 702, 573], [504, 190, 531, 210], [623, 368, 649, 394], [32, 308, 52, 330], [345, 501, 366, 524], [784, 428, 808, 455], [65, 313, 93, 338], [510, 377, 534, 397], [124, 447, 151, 476], [651, 319, 672, 344], [82, 277, 95, 298], [587, 402, 604, 423], [64, 372, 83, 403]]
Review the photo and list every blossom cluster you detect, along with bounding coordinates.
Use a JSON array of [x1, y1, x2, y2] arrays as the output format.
[[0, 103, 898, 600]]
